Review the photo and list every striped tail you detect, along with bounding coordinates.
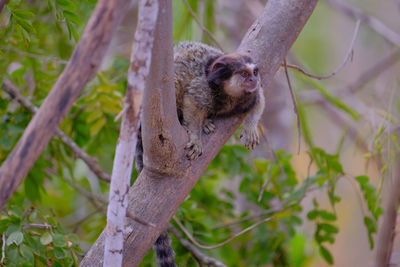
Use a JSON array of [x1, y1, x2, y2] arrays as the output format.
[[154, 230, 176, 267]]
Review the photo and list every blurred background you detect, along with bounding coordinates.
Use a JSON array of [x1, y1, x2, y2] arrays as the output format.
[[0, 0, 399, 266]]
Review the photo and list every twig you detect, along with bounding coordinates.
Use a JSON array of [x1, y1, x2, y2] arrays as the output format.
[[72, 206, 104, 233], [126, 210, 155, 228], [1, 232, 5, 265], [182, 0, 223, 51], [346, 49, 400, 94], [1, 47, 69, 65], [173, 215, 275, 250], [283, 58, 301, 154], [375, 156, 400, 267], [63, 175, 107, 209], [2, 79, 111, 183], [257, 163, 272, 202], [23, 223, 55, 230], [168, 225, 228, 267], [285, 20, 360, 80], [325, 0, 400, 47]]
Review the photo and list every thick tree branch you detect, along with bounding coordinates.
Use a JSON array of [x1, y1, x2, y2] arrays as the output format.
[[80, 0, 317, 266], [0, 0, 9, 13], [0, 0, 133, 208], [103, 0, 158, 266]]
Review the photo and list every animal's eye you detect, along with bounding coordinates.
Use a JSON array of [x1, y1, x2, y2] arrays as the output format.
[[241, 71, 249, 78], [253, 69, 258, 76]]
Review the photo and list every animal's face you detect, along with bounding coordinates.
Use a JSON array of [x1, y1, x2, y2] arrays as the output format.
[[207, 53, 260, 97]]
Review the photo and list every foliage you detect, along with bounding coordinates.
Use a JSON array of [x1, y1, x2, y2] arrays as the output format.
[[0, 0, 395, 266]]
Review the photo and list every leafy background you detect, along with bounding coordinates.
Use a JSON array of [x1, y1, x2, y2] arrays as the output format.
[[0, 0, 399, 266]]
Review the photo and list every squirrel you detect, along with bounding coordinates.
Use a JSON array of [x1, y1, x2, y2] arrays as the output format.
[[135, 41, 265, 267]]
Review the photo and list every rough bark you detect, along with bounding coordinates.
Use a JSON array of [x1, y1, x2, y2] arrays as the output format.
[[0, 0, 133, 208], [375, 156, 400, 267], [80, 0, 318, 266], [103, 0, 158, 266]]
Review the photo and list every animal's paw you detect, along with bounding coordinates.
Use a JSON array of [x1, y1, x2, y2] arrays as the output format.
[[203, 119, 216, 134], [185, 139, 203, 160], [240, 127, 259, 150]]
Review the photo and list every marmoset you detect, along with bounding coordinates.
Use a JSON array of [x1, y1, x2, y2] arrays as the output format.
[[135, 41, 265, 267]]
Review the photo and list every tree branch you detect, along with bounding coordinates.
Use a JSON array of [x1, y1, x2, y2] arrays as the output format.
[[0, 0, 133, 208], [80, 0, 317, 266], [103, 0, 158, 266], [325, 0, 400, 47], [2, 79, 111, 183], [167, 225, 227, 267], [0, 0, 9, 14], [375, 155, 400, 267]]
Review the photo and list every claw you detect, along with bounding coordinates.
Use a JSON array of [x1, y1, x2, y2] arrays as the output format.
[[240, 127, 260, 150], [203, 119, 216, 134]]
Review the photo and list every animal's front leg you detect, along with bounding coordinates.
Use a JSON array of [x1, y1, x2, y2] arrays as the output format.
[[240, 89, 265, 150], [182, 97, 207, 160]]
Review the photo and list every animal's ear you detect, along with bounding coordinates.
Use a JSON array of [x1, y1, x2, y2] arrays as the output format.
[[207, 63, 232, 89], [211, 62, 226, 72]]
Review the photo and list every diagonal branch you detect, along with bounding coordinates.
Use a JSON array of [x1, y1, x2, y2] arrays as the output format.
[[325, 0, 400, 47], [0, 0, 133, 208], [80, 0, 318, 266], [2, 79, 111, 183]]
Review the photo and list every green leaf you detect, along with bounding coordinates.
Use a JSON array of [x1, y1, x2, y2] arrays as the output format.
[[14, 18, 35, 34], [54, 247, 66, 259], [63, 10, 82, 25], [12, 9, 35, 19], [364, 216, 376, 249], [19, 244, 34, 262], [307, 210, 319, 220], [318, 223, 339, 234], [319, 210, 336, 221], [53, 233, 67, 247], [6, 231, 24, 246], [40, 232, 53, 245], [319, 245, 334, 265], [56, 0, 77, 11]]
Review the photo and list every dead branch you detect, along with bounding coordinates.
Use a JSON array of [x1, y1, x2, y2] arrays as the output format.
[[0, 0, 133, 208], [1, 79, 111, 183], [80, 0, 317, 266], [103, 0, 158, 266], [284, 19, 360, 80], [173, 216, 275, 250], [167, 225, 228, 267], [182, 0, 223, 50]]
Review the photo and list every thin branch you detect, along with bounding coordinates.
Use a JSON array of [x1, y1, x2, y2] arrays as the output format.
[[72, 206, 104, 233], [346, 49, 400, 94], [257, 163, 272, 202], [126, 210, 155, 228], [325, 0, 400, 47], [2, 79, 111, 182], [1, 47, 69, 65], [63, 175, 106, 209], [375, 155, 400, 267], [283, 59, 301, 154], [23, 223, 55, 230], [285, 19, 360, 80], [173, 216, 275, 250], [167, 225, 227, 267], [182, 0, 223, 51], [1, 232, 5, 265]]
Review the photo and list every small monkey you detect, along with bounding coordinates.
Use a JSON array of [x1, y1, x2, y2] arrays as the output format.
[[174, 41, 265, 160], [135, 41, 265, 267]]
